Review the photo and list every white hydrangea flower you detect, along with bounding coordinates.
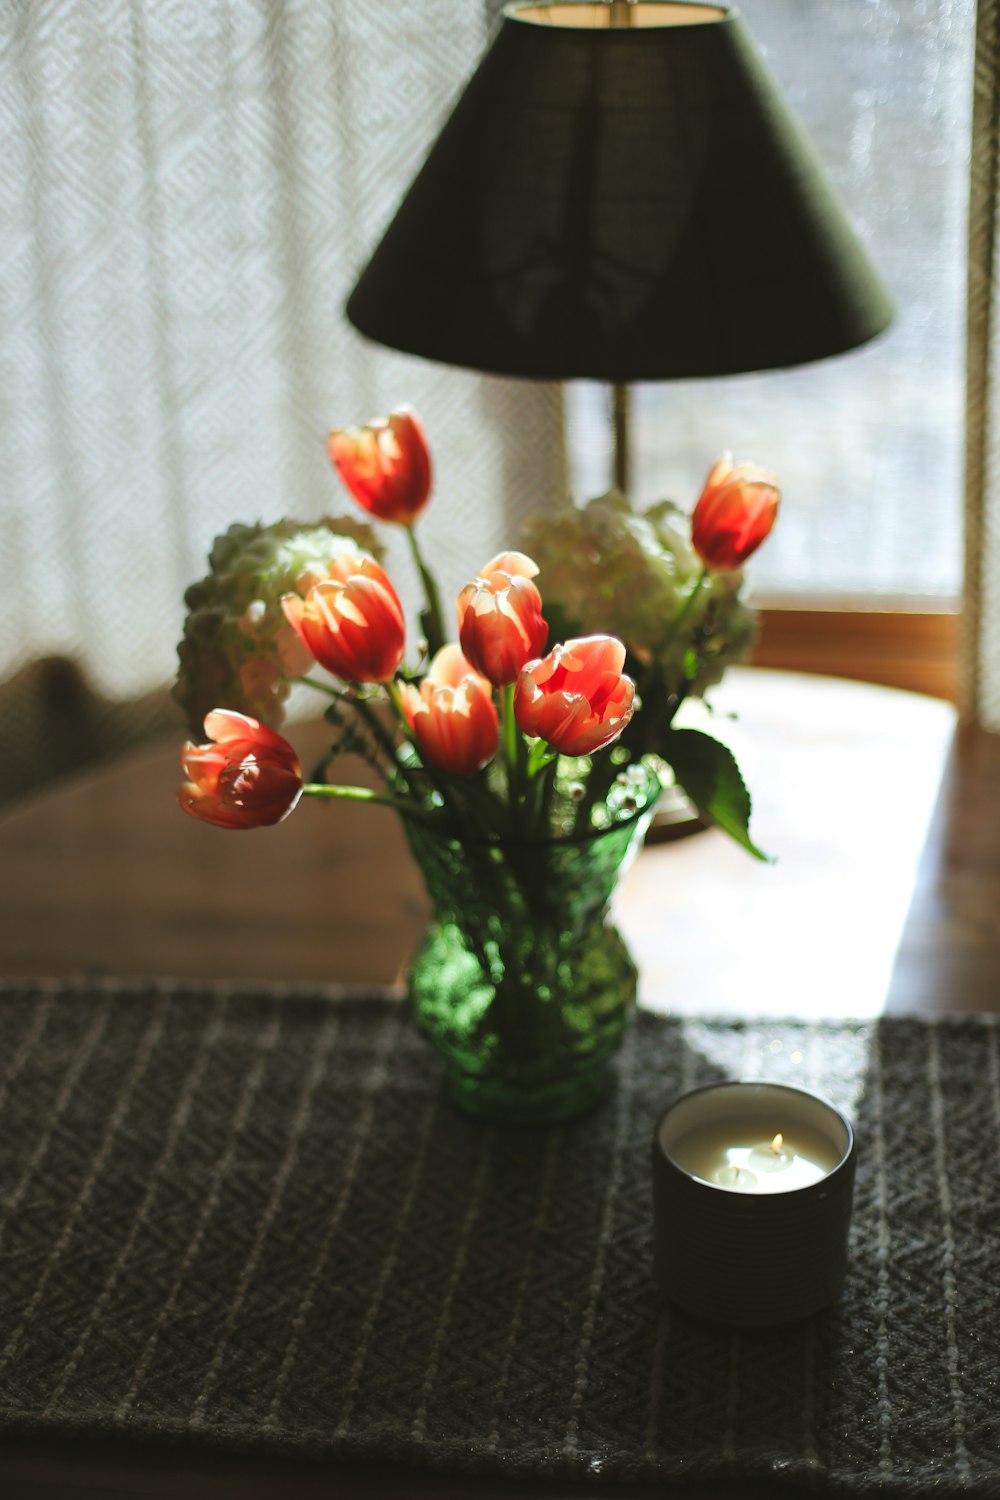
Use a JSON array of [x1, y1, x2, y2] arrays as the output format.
[[523, 491, 757, 705], [174, 517, 382, 733]]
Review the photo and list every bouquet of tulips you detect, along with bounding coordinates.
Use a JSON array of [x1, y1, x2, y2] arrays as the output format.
[[175, 407, 779, 855]]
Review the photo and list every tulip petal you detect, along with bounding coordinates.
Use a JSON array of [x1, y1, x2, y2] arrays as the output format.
[[456, 557, 548, 687], [281, 568, 406, 683], [691, 456, 780, 571], [328, 407, 432, 526], [406, 650, 499, 776], [178, 712, 303, 829], [513, 635, 634, 756]]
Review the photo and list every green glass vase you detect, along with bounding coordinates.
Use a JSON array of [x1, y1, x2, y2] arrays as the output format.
[[403, 774, 659, 1124]]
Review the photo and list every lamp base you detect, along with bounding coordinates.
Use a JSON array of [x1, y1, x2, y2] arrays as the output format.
[[644, 784, 706, 844]]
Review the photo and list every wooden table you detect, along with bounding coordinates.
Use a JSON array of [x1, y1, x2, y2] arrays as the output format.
[[1, 667, 997, 1499], [0, 667, 989, 1018]]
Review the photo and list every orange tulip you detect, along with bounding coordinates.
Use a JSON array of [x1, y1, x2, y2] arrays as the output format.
[[691, 455, 780, 571], [514, 635, 635, 756], [456, 551, 548, 687], [327, 405, 432, 526], [281, 554, 405, 683], [178, 710, 303, 829], [400, 644, 499, 777]]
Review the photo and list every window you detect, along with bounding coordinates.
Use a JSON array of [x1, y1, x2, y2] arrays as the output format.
[[566, 0, 975, 624]]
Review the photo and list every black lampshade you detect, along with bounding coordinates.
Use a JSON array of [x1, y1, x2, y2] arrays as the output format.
[[346, 1, 893, 382]]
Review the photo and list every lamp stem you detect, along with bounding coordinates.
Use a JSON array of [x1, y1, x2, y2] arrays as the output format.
[[610, 0, 634, 493], [609, 1, 637, 26], [611, 381, 631, 494]]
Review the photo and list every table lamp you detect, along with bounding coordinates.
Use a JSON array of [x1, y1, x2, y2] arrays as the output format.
[[345, 0, 893, 492]]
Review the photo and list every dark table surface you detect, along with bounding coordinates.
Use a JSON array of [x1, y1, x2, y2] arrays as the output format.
[[1, 667, 996, 1499]]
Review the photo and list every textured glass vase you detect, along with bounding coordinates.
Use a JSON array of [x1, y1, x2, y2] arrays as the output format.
[[403, 775, 659, 1124]]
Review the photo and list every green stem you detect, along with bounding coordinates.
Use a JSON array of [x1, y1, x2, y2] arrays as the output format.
[[407, 526, 446, 657], [666, 564, 709, 642], [294, 675, 346, 700], [303, 782, 438, 825], [500, 685, 520, 805], [295, 675, 408, 788], [526, 738, 555, 778], [537, 755, 559, 837], [346, 691, 394, 757], [384, 677, 412, 735], [520, 739, 557, 834]]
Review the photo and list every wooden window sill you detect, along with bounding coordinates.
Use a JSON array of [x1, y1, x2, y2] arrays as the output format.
[[749, 605, 958, 700]]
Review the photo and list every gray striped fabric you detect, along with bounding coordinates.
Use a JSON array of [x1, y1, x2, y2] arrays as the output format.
[[0, 978, 998, 1494]]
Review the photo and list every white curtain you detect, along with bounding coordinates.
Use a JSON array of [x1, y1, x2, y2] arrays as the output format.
[[964, 0, 1000, 727], [0, 1, 565, 727], [6, 0, 996, 781]]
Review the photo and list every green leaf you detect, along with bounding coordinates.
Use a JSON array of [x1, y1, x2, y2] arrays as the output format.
[[526, 738, 557, 777], [663, 727, 772, 862]]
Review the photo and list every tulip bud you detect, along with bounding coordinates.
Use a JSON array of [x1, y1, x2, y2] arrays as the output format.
[[514, 635, 635, 757], [178, 710, 303, 829], [327, 405, 432, 526], [281, 555, 406, 683], [456, 552, 548, 687], [691, 455, 780, 571], [400, 644, 499, 777]]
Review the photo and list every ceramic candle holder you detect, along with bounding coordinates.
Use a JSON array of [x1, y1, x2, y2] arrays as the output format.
[[651, 1081, 857, 1327]]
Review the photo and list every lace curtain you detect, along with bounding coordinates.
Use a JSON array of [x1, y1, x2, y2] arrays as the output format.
[[5, 0, 1000, 802], [0, 0, 565, 796]]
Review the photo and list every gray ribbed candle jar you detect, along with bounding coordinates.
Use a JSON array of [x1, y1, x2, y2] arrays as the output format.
[[652, 1081, 857, 1327]]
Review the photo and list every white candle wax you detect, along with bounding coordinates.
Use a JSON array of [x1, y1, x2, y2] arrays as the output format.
[[667, 1114, 843, 1194]]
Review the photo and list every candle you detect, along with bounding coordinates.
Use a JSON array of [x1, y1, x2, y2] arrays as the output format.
[[668, 1116, 844, 1193], [651, 1081, 856, 1326]]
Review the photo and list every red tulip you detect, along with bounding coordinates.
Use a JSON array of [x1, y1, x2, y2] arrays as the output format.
[[327, 405, 431, 526], [456, 551, 548, 687], [178, 710, 303, 829], [400, 644, 499, 777], [691, 455, 780, 571], [514, 635, 635, 756], [281, 554, 405, 683]]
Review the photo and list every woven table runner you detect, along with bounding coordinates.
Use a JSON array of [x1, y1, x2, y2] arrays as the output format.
[[0, 978, 997, 1495]]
